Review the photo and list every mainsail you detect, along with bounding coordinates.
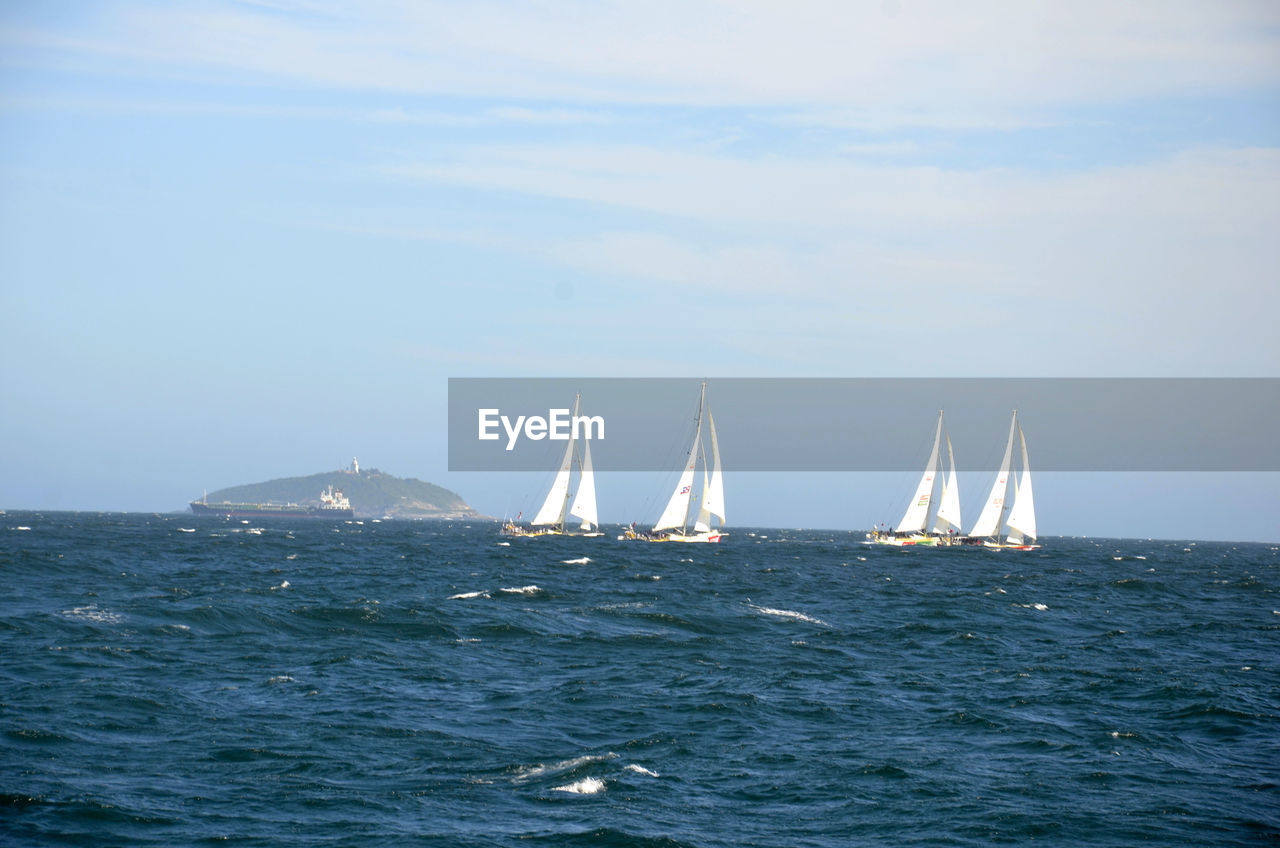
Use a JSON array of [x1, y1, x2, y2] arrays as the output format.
[[969, 411, 1017, 539], [529, 394, 598, 532], [1004, 424, 1036, 543], [649, 382, 726, 541], [568, 436, 598, 531], [933, 433, 962, 533], [695, 410, 725, 531], [897, 411, 943, 534], [531, 417, 576, 527], [654, 424, 700, 532]]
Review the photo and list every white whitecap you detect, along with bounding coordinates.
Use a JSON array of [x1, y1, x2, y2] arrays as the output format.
[[63, 605, 122, 624], [178, 527, 196, 533], [500, 585, 541, 595], [449, 590, 489, 600], [497, 541, 511, 546], [515, 753, 616, 782], [15, 526, 32, 531], [625, 764, 659, 778], [748, 603, 827, 627], [561, 557, 591, 565], [552, 777, 606, 794]]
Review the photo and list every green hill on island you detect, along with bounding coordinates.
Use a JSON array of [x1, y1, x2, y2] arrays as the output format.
[[198, 467, 484, 520]]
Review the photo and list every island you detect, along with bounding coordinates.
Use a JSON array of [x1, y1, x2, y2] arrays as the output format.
[[191, 460, 485, 520]]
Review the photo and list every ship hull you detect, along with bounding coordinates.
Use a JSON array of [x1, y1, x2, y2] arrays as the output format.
[[189, 502, 354, 519]]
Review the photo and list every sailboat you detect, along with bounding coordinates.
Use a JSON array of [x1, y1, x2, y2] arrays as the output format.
[[966, 410, 1037, 550], [501, 394, 601, 537], [623, 382, 725, 543], [870, 410, 963, 546]]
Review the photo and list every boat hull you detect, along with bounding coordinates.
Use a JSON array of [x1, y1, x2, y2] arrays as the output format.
[[867, 532, 969, 547], [189, 502, 354, 519], [620, 529, 725, 543], [501, 524, 604, 538]]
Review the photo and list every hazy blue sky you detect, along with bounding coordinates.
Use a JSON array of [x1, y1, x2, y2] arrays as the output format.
[[2, 1, 1278, 539]]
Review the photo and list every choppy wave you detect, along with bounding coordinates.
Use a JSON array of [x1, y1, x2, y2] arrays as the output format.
[[747, 603, 828, 626], [552, 777, 606, 794], [1, 514, 1276, 848]]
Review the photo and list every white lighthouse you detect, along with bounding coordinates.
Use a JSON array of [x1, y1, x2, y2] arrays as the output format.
[[351, 457, 359, 475]]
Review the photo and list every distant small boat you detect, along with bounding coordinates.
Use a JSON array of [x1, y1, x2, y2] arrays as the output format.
[[968, 410, 1038, 550], [502, 393, 601, 538], [623, 381, 725, 543], [870, 410, 964, 546]]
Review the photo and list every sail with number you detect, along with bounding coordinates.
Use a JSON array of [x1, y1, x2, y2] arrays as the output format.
[[636, 382, 726, 543], [654, 427, 700, 532]]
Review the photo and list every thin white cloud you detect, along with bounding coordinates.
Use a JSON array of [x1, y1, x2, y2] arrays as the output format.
[[3, 1, 1276, 125], [384, 144, 1280, 238]]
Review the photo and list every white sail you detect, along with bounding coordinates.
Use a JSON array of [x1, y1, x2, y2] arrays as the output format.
[[1005, 424, 1036, 541], [531, 437, 574, 526], [933, 433, 962, 533], [897, 412, 942, 534], [568, 435, 597, 530], [531, 396, 579, 528], [694, 468, 711, 533], [969, 411, 1017, 538], [649, 383, 724, 541], [702, 410, 725, 525], [654, 428, 700, 532]]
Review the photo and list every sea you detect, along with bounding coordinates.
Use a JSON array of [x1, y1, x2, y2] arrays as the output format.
[[2, 512, 1277, 847]]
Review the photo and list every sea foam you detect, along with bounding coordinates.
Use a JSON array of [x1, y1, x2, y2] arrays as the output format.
[[552, 777, 606, 794], [748, 603, 827, 626]]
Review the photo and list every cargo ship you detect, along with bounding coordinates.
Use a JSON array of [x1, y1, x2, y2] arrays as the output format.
[[189, 485, 354, 519]]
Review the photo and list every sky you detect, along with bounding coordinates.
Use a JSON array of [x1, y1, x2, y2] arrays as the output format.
[[1, 1, 1278, 540]]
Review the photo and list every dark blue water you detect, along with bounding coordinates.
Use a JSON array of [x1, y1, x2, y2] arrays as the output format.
[[2, 512, 1277, 846]]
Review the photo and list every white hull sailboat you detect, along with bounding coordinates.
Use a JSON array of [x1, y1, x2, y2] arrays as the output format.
[[501, 394, 601, 538], [869, 410, 964, 546], [967, 410, 1037, 550], [622, 382, 725, 543]]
